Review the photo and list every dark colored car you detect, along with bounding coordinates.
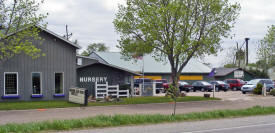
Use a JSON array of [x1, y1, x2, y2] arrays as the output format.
[[192, 81, 214, 92], [134, 78, 153, 87], [154, 79, 168, 93], [210, 81, 229, 92], [163, 81, 192, 92], [224, 79, 245, 91], [178, 81, 193, 92]]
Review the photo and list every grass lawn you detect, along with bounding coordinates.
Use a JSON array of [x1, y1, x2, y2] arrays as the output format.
[[0, 106, 275, 133], [0, 96, 219, 110]]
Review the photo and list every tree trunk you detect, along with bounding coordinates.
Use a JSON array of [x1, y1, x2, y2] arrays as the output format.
[[173, 98, 177, 116]]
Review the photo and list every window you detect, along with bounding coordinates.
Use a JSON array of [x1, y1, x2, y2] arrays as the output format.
[[32, 73, 42, 95], [4, 72, 18, 95], [77, 58, 82, 65], [55, 73, 64, 94]]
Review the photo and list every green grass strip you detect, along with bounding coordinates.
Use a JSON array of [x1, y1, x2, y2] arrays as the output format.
[[0, 96, 220, 110], [1, 106, 275, 133]]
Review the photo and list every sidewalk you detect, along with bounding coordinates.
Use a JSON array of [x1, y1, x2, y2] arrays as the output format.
[[0, 96, 275, 125]]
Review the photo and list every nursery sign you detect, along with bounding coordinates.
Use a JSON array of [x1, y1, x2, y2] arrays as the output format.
[[234, 70, 244, 78], [79, 76, 107, 83]]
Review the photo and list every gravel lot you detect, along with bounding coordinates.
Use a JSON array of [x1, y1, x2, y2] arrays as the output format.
[[156, 90, 273, 101], [186, 91, 255, 101]]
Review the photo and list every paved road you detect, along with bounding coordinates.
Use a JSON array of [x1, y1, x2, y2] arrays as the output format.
[[0, 96, 275, 125], [59, 115, 275, 133]]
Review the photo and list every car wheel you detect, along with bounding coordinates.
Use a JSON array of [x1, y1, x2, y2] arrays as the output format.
[[233, 87, 237, 91], [242, 91, 246, 94], [201, 88, 205, 92], [193, 89, 196, 92]]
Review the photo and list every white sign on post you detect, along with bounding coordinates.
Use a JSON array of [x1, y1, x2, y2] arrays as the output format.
[[69, 88, 87, 105], [234, 70, 244, 78]]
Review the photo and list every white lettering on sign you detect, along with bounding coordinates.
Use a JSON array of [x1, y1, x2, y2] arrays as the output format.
[[234, 70, 244, 78], [79, 77, 107, 83]]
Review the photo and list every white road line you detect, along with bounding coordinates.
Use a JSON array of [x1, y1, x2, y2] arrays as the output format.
[[182, 122, 275, 133]]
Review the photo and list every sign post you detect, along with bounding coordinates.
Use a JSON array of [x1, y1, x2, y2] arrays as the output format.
[[69, 88, 88, 106], [213, 85, 215, 98], [262, 83, 267, 97]]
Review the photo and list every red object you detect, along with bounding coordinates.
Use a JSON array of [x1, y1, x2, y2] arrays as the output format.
[[183, 85, 192, 88], [225, 79, 244, 90], [163, 83, 169, 89]]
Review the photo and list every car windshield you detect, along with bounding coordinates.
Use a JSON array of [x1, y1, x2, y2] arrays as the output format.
[[264, 80, 273, 84], [155, 80, 167, 83], [247, 79, 261, 85], [226, 80, 237, 83], [202, 82, 211, 85], [179, 81, 188, 85], [217, 81, 226, 84], [135, 79, 152, 83]]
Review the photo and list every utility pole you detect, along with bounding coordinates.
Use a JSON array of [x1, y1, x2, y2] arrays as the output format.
[[236, 42, 240, 68], [245, 38, 250, 65], [64, 25, 72, 40]]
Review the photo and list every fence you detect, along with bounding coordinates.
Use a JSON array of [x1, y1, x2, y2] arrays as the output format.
[[95, 82, 129, 99]]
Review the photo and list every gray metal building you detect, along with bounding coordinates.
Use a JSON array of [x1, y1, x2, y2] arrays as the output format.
[[76, 56, 139, 97], [0, 26, 79, 101]]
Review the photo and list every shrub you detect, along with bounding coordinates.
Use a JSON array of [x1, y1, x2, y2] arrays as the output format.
[[270, 89, 275, 96], [253, 83, 263, 95]]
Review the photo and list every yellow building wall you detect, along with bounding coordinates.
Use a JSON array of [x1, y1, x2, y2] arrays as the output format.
[[134, 76, 162, 80], [179, 75, 203, 80]]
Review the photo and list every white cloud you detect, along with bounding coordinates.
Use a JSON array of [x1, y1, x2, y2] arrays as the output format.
[[99, 0, 126, 11], [41, 0, 275, 67]]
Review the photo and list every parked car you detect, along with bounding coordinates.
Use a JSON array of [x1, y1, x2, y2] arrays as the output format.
[[224, 79, 245, 91], [154, 79, 168, 93], [163, 81, 192, 92], [192, 81, 214, 92], [134, 78, 153, 87], [241, 79, 275, 94], [178, 81, 193, 92], [210, 81, 229, 92]]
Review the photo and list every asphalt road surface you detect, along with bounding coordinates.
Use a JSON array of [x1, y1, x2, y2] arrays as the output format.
[[58, 115, 275, 133], [1, 95, 275, 125]]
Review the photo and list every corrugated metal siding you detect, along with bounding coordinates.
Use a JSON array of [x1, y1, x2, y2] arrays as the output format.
[[0, 31, 77, 101], [77, 64, 131, 97], [76, 57, 98, 68]]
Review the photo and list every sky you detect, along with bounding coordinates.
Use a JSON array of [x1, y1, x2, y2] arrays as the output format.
[[40, 0, 275, 67]]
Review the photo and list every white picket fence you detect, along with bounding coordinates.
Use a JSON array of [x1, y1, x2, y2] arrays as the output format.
[[95, 82, 129, 99]]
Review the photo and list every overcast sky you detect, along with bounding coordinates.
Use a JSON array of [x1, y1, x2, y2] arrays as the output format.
[[41, 0, 275, 67]]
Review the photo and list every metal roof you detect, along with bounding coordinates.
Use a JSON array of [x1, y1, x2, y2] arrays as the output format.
[[214, 67, 254, 77], [77, 55, 140, 75], [92, 52, 211, 74], [37, 25, 81, 49], [214, 68, 239, 76], [4, 25, 81, 49]]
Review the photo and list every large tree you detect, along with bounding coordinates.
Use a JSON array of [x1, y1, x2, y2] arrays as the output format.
[[257, 25, 275, 72], [114, 0, 240, 87], [114, 0, 240, 115], [81, 43, 109, 56], [0, 0, 47, 64]]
